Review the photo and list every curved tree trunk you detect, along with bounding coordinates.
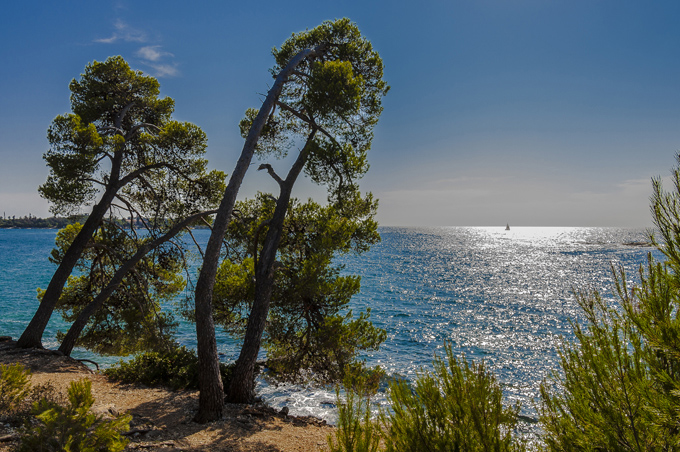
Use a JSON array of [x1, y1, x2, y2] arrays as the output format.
[[227, 134, 314, 403], [193, 46, 326, 422], [58, 210, 215, 356], [17, 183, 120, 349]]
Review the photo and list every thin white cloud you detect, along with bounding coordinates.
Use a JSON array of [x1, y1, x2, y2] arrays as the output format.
[[94, 19, 179, 78], [146, 63, 179, 78], [94, 19, 146, 44], [137, 46, 179, 77], [136, 46, 173, 62]]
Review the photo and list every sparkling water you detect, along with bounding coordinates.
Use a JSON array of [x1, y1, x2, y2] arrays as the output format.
[[0, 226, 660, 437]]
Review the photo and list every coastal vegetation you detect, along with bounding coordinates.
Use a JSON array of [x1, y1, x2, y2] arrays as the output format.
[[0, 364, 31, 415], [325, 157, 680, 450], [18, 378, 131, 452], [0, 215, 85, 229], [382, 346, 522, 452], [49, 222, 183, 356], [191, 17, 388, 420], [9, 14, 680, 452], [0, 363, 131, 451], [13, 16, 389, 432], [329, 345, 523, 452], [103, 345, 234, 391], [16, 55, 225, 352], [212, 195, 385, 384], [538, 157, 680, 450]]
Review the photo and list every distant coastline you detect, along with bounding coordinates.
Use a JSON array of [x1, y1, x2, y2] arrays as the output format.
[[0, 215, 85, 229], [0, 215, 212, 229]]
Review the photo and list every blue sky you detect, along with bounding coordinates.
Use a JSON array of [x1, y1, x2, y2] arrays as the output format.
[[2, 1, 679, 226]]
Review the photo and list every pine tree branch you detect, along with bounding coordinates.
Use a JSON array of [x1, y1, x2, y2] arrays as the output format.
[[257, 164, 284, 186]]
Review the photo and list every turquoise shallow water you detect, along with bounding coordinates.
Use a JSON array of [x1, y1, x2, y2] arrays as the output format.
[[0, 226, 660, 436]]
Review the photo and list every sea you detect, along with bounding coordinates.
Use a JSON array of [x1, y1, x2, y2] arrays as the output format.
[[0, 226, 661, 440]]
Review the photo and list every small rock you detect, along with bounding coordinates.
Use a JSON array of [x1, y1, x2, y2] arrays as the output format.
[[279, 406, 289, 416], [242, 406, 263, 417], [91, 404, 116, 419]]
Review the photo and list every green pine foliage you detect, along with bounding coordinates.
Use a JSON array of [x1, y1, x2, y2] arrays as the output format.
[[538, 287, 657, 450], [212, 194, 385, 384], [49, 222, 182, 356], [23, 54, 225, 353], [384, 345, 523, 452], [40, 56, 225, 219], [0, 364, 65, 427], [19, 379, 131, 452], [539, 155, 680, 450], [104, 345, 233, 390], [327, 345, 524, 452], [0, 363, 31, 416], [328, 369, 384, 452]]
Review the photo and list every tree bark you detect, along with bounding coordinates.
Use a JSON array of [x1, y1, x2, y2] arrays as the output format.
[[227, 133, 315, 403], [17, 153, 124, 349], [193, 46, 327, 422], [58, 210, 215, 356]]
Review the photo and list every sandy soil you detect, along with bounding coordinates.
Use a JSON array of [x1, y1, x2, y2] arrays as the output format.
[[0, 339, 334, 451]]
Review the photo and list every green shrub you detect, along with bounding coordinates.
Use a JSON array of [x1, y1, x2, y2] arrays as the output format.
[[327, 367, 384, 452], [539, 156, 680, 450], [539, 285, 663, 451], [328, 346, 524, 452], [384, 345, 523, 452], [19, 379, 131, 452], [104, 345, 233, 390], [0, 364, 64, 427], [539, 263, 680, 450], [0, 363, 31, 416]]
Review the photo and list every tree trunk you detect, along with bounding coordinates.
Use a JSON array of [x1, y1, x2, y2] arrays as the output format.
[[58, 210, 214, 356], [193, 46, 326, 422], [227, 134, 314, 403], [58, 280, 118, 357], [226, 268, 277, 402], [17, 183, 120, 349]]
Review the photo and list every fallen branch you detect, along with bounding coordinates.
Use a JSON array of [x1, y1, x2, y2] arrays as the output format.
[[122, 428, 154, 437], [0, 434, 20, 443], [77, 358, 100, 371]]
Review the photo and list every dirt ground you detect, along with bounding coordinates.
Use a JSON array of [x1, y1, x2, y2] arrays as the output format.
[[0, 339, 334, 451]]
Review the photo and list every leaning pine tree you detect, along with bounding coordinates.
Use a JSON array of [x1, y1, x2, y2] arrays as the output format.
[[225, 18, 388, 404], [212, 195, 386, 386], [18, 56, 224, 349], [192, 18, 388, 421]]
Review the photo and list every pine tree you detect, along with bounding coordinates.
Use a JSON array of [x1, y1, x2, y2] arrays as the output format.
[[540, 155, 680, 450]]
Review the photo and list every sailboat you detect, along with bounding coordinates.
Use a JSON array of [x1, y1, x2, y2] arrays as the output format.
[[505, 223, 510, 231]]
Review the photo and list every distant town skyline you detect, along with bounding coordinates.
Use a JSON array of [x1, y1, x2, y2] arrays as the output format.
[[2, 0, 679, 226]]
